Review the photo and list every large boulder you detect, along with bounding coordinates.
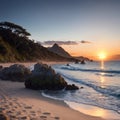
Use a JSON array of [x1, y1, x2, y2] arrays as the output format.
[[33, 63, 55, 76], [25, 73, 67, 90], [0, 64, 31, 82], [25, 63, 79, 90], [25, 63, 67, 90]]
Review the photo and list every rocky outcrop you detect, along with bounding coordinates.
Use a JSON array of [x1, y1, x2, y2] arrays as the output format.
[[65, 84, 79, 90], [0, 63, 79, 90], [25, 63, 67, 90], [80, 60, 85, 64], [25, 63, 79, 90], [0, 64, 31, 82]]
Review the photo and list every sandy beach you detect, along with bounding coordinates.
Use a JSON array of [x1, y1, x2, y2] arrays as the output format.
[[0, 62, 105, 120]]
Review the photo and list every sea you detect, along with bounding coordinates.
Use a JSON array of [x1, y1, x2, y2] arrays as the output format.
[[42, 61, 120, 120]]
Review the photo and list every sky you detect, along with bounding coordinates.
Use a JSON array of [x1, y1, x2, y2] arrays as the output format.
[[0, 0, 120, 60]]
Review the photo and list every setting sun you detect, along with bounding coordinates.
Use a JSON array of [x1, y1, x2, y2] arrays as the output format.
[[98, 52, 107, 60]]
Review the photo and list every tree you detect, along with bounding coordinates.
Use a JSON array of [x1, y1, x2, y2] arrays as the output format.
[[0, 21, 31, 37]]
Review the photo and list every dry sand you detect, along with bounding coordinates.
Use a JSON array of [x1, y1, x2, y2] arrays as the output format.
[[0, 62, 106, 120]]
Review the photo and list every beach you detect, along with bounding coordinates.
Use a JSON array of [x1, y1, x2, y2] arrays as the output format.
[[1, 0, 120, 119], [0, 62, 105, 120]]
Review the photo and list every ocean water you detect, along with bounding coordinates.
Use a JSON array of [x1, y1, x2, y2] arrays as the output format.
[[42, 61, 120, 119]]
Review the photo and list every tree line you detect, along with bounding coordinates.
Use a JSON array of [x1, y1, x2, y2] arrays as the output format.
[[0, 21, 31, 37]]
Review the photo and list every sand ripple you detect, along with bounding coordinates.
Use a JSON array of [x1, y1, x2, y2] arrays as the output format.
[[0, 84, 60, 120]]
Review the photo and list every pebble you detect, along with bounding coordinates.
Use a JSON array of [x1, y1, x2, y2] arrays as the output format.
[[54, 116, 60, 120], [40, 115, 47, 118], [43, 112, 51, 115]]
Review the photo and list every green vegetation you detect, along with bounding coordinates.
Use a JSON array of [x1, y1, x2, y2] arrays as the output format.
[[0, 21, 31, 37], [0, 36, 21, 62], [0, 21, 70, 62]]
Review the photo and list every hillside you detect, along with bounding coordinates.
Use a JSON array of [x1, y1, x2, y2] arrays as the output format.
[[0, 21, 72, 62], [48, 43, 72, 58]]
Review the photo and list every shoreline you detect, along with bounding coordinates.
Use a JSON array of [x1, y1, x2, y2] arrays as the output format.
[[0, 61, 106, 120], [65, 101, 120, 120], [41, 88, 120, 120], [0, 80, 105, 120]]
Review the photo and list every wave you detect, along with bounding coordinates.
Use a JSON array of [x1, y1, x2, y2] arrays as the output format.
[[61, 73, 120, 99], [60, 65, 120, 74], [95, 73, 115, 77], [51, 63, 120, 116], [41, 92, 63, 101], [41, 81, 120, 116], [42, 90, 120, 117], [53, 65, 120, 98]]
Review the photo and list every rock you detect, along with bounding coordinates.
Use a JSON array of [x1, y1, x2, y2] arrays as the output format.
[[25, 63, 78, 90], [66, 63, 69, 66], [80, 86, 84, 89], [25, 72, 67, 90], [80, 60, 85, 64], [75, 60, 79, 64], [0, 64, 31, 82], [0, 65, 3, 70], [65, 84, 79, 90], [33, 62, 55, 76]]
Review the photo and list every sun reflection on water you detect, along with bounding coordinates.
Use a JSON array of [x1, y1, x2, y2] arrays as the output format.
[[99, 61, 106, 87], [66, 101, 106, 117], [66, 101, 120, 119], [101, 60, 104, 69], [100, 75, 105, 83], [99, 72, 106, 88]]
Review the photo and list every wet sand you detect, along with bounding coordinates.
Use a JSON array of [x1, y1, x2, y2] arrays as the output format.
[[0, 62, 105, 120]]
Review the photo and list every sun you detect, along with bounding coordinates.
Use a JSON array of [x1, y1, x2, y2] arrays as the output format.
[[98, 52, 107, 60]]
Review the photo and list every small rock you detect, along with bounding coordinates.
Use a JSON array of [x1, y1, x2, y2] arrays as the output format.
[[65, 84, 79, 90], [54, 116, 60, 119], [20, 116, 28, 119], [43, 112, 51, 115], [80, 86, 84, 89], [40, 115, 47, 118], [24, 106, 32, 109]]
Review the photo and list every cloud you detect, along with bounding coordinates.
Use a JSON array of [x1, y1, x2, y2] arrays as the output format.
[[41, 40, 91, 45], [109, 54, 120, 60], [80, 40, 91, 44], [42, 40, 78, 45]]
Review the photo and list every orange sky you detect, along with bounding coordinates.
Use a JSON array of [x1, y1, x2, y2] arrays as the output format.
[[61, 40, 120, 60]]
